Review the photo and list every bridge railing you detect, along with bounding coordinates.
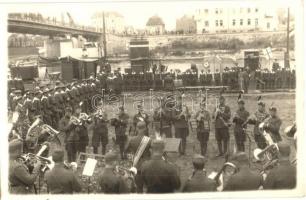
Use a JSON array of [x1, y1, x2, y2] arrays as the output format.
[[8, 13, 101, 33]]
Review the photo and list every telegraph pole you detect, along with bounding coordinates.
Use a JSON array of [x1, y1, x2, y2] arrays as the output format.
[[285, 7, 290, 68], [102, 12, 107, 62]]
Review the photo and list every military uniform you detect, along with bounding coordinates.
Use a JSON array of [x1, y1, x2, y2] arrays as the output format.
[[76, 122, 89, 153], [182, 171, 216, 192], [223, 168, 262, 191], [233, 106, 250, 152], [213, 101, 231, 156], [45, 163, 82, 194], [125, 134, 152, 193], [92, 114, 108, 155], [195, 109, 211, 156], [40, 91, 52, 126], [263, 160, 296, 189], [249, 109, 269, 149], [264, 115, 282, 142], [140, 155, 181, 193], [9, 160, 41, 194], [111, 111, 129, 159], [153, 107, 173, 138], [97, 167, 129, 194], [133, 112, 149, 136], [173, 108, 191, 155]]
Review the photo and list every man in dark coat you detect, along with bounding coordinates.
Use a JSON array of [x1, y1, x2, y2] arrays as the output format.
[[92, 110, 108, 155], [133, 105, 149, 136], [139, 139, 181, 193], [263, 142, 296, 189], [223, 152, 262, 191], [263, 106, 282, 142], [195, 102, 211, 156], [182, 154, 216, 192], [45, 149, 82, 194], [125, 121, 151, 193], [111, 106, 129, 159], [9, 139, 42, 194], [173, 104, 191, 155], [247, 101, 270, 149], [213, 96, 231, 157], [233, 99, 250, 152], [97, 152, 129, 194]]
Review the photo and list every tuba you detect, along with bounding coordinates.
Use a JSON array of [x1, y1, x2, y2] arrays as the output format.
[[253, 122, 279, 176]]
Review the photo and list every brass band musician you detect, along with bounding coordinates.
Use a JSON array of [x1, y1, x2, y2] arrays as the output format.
[[133, 104, 149, 136], [213, 96, 231, 157], [9, 139, 42, 194], [195, 101, 211, 156]]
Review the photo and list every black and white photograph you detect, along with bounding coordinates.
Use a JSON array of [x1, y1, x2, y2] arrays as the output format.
[[0, 0, 305, 199]]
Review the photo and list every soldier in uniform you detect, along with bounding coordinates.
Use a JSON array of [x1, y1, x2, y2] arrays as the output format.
[[125, 121, 152, 193], [97, 152, 129, 194], [76, 117, 89, 154], [195, 101, 211, 156], [92, 109, 108, 155], [153, 97, 174, 138], [263, 142, 296, 189], [213, 96, 231, 157], [9, 139, 42, 194], [223, 152, 262, 191], [111, 106, 129, 159], [139, 139, 181, 193], [45, 149, 82, 194], [40, 89, 52, 126], [247, 101, 269, 149], [173, 104, 191, 155], [133, 104, 149, 136], [232, 99, 250, 152], [182, 154, 216, 192], [263, 106, 282, 142]]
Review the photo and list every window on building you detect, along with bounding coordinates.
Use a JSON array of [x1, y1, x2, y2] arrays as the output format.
[[205, 9, 209, 14], [248, 19, 251, 25], [220, 9, 223, 14], [232, 19, 236, 26], [240, 8, 243, 13], [240, 19, 243, 26], [255, 8, 258, 12], [220, 20, 223, 26], [205, 21, 209, 27], [267, 22, 270, 29], [255, 18, 258, 26], [215, 9, 218, 14], [232, 8, 236, 14], [247, 8, 251, 13], [216, 20, 219, 26]]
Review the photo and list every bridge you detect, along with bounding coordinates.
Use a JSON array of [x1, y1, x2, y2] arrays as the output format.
[[8, 17, 102, 40]]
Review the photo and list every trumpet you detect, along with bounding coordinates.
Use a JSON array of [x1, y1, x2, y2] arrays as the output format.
[[70, 116, 82, 126], [41, 124, 60, 137], [79, 113, 92, 123]]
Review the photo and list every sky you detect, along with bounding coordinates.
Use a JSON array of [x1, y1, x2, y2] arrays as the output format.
[[5, 1, 294, 30]]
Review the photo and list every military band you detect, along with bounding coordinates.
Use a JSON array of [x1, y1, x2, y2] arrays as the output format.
[[8, 82, 296, 194]]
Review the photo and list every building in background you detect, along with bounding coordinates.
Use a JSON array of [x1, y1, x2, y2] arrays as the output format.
[[91, 11, 125, 34], [176, 15, 197, 34], [194, 7, 279, 34], [145, 15, 165, 35]]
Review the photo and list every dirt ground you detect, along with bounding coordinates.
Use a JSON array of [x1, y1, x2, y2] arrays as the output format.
[[44, 91, 296, 193]]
